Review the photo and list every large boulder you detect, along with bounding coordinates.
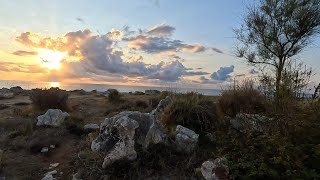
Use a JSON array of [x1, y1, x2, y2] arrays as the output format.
[[230, 113, 273, 133], [0, 88, 14, 99], [175, 125, 199, 153], [91, 97, 171, 168], [201, 158, 229, 180], [91, 111, 166, 149], [37, 109, 69, 127]]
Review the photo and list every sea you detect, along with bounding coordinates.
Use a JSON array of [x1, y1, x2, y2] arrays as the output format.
[[0, 80, 222, 96]]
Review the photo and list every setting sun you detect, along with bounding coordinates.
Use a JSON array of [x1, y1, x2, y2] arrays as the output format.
[[50, 82, 60, 88], [38, 49, 66, 70]]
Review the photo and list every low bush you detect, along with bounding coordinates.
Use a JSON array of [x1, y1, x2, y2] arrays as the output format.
[[108, 89, 121, 103], [161, 92, 222, 134], [30, 87, 69, 111], [219, 80, 267, 117]]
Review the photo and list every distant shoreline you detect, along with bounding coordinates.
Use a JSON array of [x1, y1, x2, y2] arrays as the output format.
[[0, 80, 222, 96]]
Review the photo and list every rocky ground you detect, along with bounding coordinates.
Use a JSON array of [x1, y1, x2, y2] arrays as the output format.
[[0, 89, 226, 179], [0, 92, 107, 179], [1, 87, 318, 179]]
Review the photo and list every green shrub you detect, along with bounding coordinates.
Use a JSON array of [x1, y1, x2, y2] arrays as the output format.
[[161, 92, 222, 134], [108, 89, 121, 103], [30, 87, 69, 111], [219, 81, 267, 117]]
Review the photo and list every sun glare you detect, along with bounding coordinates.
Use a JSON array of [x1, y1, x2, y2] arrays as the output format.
[[50, 82, 60, 88], [38, 49, 66, 70]]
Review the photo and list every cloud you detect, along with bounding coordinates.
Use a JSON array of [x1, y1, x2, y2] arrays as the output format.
[[145, 60, 208, 82], [145, 24, 175, 37], [125, 35, 183, 53], [210, 65, 234, 81], [15, 28, 210, 83], [211, 48, 223, 54], [124, 24, 223, 54], [12, 50, 38, 56], [181, 44, 206, 53], [107, 29, 123, 40], [15, 29, 92, 56], [76, 17, 85, 23], [0, 61, 46, 73], [39, 32, 207, 82]]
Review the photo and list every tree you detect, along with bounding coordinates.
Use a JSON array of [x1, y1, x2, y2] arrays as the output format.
[[235, 0, 320, 100]]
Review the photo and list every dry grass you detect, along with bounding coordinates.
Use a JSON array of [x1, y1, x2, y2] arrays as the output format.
[[219, 80, 267, 117], [161, 92, 222, 134]]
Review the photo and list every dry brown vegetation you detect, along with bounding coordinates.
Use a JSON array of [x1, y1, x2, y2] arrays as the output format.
[[30, 88, 69, 111], [219, 80, 268, 117]]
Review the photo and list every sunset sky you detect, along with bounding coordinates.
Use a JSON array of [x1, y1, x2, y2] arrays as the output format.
[[1, 0, 320, 88]]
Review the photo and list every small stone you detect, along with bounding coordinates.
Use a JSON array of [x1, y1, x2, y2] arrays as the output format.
[[50, 145, 55, 149], [50, 163, 59, 168], [201, 158, 229, 180], [41, 147, 49, 153], [45, 170, 57, 176], [84, 124, 99, 130], [42, 174, 55, 180]]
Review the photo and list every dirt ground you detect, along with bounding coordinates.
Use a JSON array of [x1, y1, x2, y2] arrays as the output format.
[[0, 92, 157, 179]]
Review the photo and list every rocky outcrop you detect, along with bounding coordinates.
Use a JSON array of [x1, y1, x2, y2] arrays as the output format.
[[175, 125, 199, 153], [37, 109, 69, 127], [9, 86, 24, 95], [151, 96, 172, 119], [201, 158, 229, 180], [145, 90, 161, 95], [91, 111, 167, 166], [91, 96, 171, 168], [230, 113, 273, 133], [0, 88, 14, 99]]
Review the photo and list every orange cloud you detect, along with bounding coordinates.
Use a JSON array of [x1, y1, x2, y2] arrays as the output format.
[[0, 61, 47, 74], [12, 50, 38, 56], [15, 29, 92, 57]]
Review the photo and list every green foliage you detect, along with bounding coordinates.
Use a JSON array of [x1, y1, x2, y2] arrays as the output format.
[[30, 87, 69, 111], [235, 0, 320, 100], [215, 99, 320, 179], [161, 92, 222, 134], [107, 89, 121, 103]]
